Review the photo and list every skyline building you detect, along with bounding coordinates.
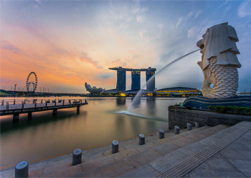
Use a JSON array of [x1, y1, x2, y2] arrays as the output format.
[[131, 70, 140, 90], [146, 67, 156, 91], [109, 66, 156, 92], [116, 67, 126, 91]]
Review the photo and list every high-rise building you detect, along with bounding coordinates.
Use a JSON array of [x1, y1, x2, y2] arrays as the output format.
[[116, 67, 126, 91], [131, 70, 140, 90], [146, 67, 155, 91], [109, 66, 156, 92]]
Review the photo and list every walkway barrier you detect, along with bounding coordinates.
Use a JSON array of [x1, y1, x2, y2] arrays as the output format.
[[187, 123, 192, 130], [175, 126, 180, 134], [159, 129, 164, 139], [112, 140, 119, 154], [72, 149, 82, 165], [15, 161, 29, 178], [139, 134, 145, 145], [195, 122, 200, 128]]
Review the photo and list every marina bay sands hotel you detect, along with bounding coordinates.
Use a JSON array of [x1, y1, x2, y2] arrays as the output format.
[[109, 67, 156, 92]]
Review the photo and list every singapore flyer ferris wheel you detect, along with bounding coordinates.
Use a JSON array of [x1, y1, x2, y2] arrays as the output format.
[[26, 72, 38, 92]]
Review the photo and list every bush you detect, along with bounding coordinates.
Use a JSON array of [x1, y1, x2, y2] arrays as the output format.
[[210, 106, 251, 115], [219, 106, 227, 113]]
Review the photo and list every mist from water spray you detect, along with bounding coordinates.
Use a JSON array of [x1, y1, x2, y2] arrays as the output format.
[[127, 49, 200, 113]]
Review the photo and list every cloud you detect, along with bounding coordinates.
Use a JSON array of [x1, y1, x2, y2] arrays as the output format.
[[66, 73, 73, 76], [194, 10, 202, 18], [187, 26, 199, 39], [218, 0, 230, 9], [96, 73, 114, 79], [176, 17, 184, 28], [0, 40, 22, 54], [79, 52, 99, 68], [136, 15, 144, 23], [187, 10, 202, 19], [139, 31, 143, 38], [238, 0, 251, 17]]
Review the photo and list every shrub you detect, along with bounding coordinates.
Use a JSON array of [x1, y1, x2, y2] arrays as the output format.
[[208, 106, 212, 110]]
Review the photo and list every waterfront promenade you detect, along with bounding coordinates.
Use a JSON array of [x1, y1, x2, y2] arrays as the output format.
[[1, 121, 251, 177]]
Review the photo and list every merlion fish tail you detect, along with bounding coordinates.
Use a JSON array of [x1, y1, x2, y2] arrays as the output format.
[[199, 58, 238, 98]]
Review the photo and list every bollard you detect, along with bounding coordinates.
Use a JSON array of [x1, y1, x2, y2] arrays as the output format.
[[13, 100, 15, 105], [72, 149, 82, 165], [15, 161, 29, 178], [112, 140, 119, 154], [1, 100, 4, 105], [23, 100, 26, 104], [187, 123, 192, 130], [41, 99, 43, 103], [195, 122, 200, 128], [6, 102, 9, 110], [63, 99, 65, 105], [34, 101, 37, 108], [69, 100, 71, 104], [139, 134, 145, 145], [85, 99, 88, 104], [175, 126, 180, 134], [22, 102, 24, 109], [159, 129, 164, 139]]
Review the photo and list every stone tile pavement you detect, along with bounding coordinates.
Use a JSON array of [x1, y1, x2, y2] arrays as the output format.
[[185, 129, 251, 178], [1, 122, 250, 178]]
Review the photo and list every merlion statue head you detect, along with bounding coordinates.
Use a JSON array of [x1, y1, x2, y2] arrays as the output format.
[[196, 22, 241, 98]]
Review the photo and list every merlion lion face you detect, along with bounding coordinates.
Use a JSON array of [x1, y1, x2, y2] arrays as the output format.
[[196, 23, 241, 98]]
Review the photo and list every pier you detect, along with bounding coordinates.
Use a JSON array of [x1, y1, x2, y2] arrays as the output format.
[[0, 99, 88, 120]]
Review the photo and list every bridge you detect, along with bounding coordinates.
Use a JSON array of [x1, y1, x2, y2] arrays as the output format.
[[0, 99, 88, 121]]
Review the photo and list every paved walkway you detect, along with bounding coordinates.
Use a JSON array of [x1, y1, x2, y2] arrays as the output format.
[[184, 126, 251, 177], [0, 121, 250, 177]]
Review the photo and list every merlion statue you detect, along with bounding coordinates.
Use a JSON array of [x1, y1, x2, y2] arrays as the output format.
[[197, 22, 241, 98]]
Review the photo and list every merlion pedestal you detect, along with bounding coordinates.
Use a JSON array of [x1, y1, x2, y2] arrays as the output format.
[[183, 22, 251, 109]]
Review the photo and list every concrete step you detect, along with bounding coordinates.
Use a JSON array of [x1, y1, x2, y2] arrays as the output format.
[[0, 125, 225, 177], [120, 122, 251, 178]]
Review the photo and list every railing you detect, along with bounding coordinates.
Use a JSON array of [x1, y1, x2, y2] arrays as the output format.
[[0, 99, 87, 111]]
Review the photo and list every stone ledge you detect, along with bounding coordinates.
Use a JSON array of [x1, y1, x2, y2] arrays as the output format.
[[169, 106, 251, 129]]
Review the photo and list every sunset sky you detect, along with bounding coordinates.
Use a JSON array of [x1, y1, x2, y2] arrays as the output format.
[[1, 0, 251, 93]]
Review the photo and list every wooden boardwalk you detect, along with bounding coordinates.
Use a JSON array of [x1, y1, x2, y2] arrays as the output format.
[[0, 99, 88, 119]]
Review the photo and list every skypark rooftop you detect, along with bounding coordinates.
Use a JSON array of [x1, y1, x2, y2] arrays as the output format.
[[109, 67, 156, 71]]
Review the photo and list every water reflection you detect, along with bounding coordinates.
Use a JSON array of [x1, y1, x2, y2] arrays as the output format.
[[0, 96, 185, 170], [131, 96, 141, 108], [116, 97, 126, 106], [146, 97, 156, 115]]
